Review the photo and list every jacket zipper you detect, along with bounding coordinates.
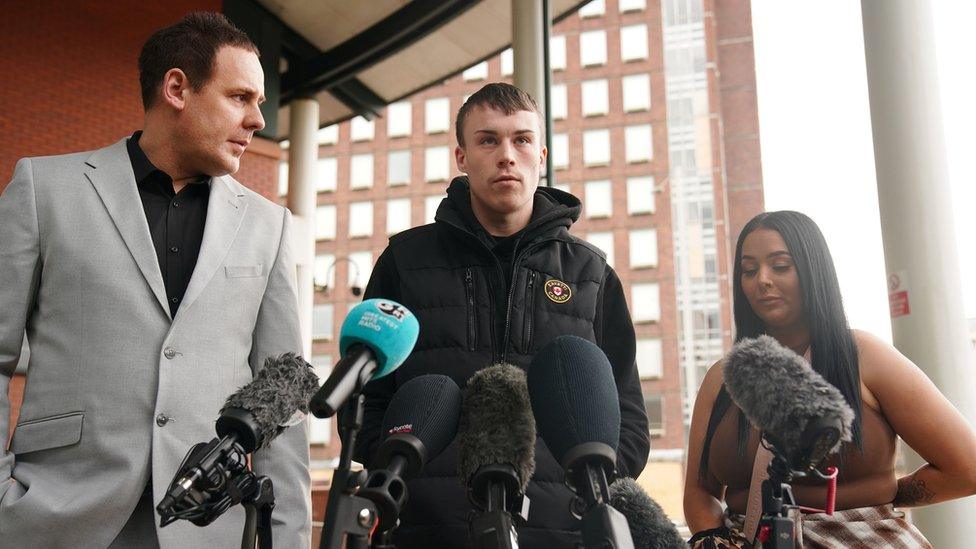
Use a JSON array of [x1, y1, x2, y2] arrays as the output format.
[[465, 267, 476, 351], [524, 271, 536, 352], [500, 240, 551, 363]]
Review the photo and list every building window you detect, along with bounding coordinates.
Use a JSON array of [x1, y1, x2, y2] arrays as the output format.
[[550, 35, 567, 70], [625, 124, 653, 163], [582, 79, 609, 117], [636, 339, 663, 379], [579, 30, 607, 67], [278, 162, 288, 197], [308, 354, 332, 443], [583, 129, 611, 166], [350, 115, 374, 141], [463, 61, 488, 81], [619, 0, 646, 12], [631, 282, 661, 322], [663, 0, 703, 27], [584, 180, 612, 218], [552, 133, 569, 169], [386, 101, 412, 138], [313, 254, 336, 289], [349, 154, 373, 189], [586, 231, 615, 267], [425, 146, 451, 182], [317, 125, 338, 145], [622, 73, 651, 112], [501, 48, 513, 76], [620, 24, 649, 62], [312, 304, 333, 340], [627, 176, 655, 214], [315, 204, 336, 240], [387, 150, 411, 186], [630, 229, 658, 268], [579, 0, 605, 17], [348, 201, 373, 238], [550, 84, 568, 120], [425, 97, 450, 134], [645, 394, 665, 436], [348, 251, 373, 290], [317, 157, 337, 192], [387, 198, 411, 235], [425, 194, 444, 224]]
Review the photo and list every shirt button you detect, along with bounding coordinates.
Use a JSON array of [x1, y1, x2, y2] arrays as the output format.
[[169, 246, 179, 253], [172, 201, 180, 208], [156, 414, 171, 427], [163, 347, 177, 359], [170, 297, 180, 304]]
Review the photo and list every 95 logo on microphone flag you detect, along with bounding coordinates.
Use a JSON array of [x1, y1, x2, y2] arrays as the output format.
[[544, 279, 572, 303]]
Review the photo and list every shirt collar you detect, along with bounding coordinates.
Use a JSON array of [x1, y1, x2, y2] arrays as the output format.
[[125, 130, 211, 188]]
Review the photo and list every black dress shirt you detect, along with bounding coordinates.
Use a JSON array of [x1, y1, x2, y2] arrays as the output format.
[[126, 131, 210, 317]]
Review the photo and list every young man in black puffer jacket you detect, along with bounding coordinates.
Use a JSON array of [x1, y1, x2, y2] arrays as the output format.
[[342, 83, 649, 548]]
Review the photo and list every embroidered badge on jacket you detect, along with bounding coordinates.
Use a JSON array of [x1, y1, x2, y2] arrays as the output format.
[[544, 279, 572, 303]]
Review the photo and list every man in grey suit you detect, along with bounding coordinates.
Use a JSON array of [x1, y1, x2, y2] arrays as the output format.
[[0, 13, 311, 548]]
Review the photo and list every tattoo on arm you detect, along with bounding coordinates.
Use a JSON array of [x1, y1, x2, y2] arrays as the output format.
[[893, 476, 935, 507]]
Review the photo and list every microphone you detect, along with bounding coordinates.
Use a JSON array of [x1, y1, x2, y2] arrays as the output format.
[[608, 478, 685, 549], [157, 353, 319, 526], [723, 335, 855, 473], [356, 374, 462, 534], [310, 299, 419, 418], [527, 335, 634, 549], [457, 363, 536, 549]]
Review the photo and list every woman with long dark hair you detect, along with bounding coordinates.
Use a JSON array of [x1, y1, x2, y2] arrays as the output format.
[[684, 211, 976, 547]]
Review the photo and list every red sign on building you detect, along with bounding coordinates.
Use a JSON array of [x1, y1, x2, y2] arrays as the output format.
[[889, 290, 911, 318]]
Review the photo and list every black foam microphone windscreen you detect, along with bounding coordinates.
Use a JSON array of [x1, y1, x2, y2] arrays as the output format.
[[380, 374, 462, 467], [457, 363, 536, 492], [219, 352, 320, 451], [527, 335, 620, 465], [609, 478, 685, 549], [723, 335, 854, 466]]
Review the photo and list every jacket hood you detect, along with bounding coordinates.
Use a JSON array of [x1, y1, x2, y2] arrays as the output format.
[[436, 176, 581, 244]]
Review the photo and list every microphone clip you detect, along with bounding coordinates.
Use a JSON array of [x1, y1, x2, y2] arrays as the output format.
[[469, 463, 528, 520], [562, 442, 617, 517]]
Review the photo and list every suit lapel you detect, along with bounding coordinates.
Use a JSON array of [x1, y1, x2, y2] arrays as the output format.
[[178, 176, 247, 317], [85, 140, 171, 320]]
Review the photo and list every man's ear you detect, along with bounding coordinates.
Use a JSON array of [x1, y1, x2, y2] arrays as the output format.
[[455, 145, 467, 173], [159, 68, 190, 111], [539, 145, 548, 168]]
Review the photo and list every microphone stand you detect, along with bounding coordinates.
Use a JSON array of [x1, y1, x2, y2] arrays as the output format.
[[318, 393, 379, 549], [563, 443, 634, 549], [468, 464, 522, 549], [240, 475, 275, 549], [758, 449, 799, 549]]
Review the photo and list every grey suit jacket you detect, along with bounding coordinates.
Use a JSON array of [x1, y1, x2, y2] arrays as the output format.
[[0, 139, 312, 548]]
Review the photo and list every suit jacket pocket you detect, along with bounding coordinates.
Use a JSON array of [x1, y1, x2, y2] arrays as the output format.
[[225, 265, 263, 278], [10, 412, 84, 454]]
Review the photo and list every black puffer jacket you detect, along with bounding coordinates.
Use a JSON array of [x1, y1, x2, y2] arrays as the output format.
[[345, 177, 649, 548]]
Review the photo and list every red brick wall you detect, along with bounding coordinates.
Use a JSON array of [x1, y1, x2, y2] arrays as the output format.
[[713, 0, 765, 250], [0, 1, 280, 200]]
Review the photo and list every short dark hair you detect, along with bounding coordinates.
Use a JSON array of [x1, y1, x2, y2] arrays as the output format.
[[455, 82, 542, 147], [138, 12, 259, 109]]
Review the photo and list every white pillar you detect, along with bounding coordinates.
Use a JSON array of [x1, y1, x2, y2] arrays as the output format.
[[861, 2, 976, 546], [512, 0, 545, 113], [287, 98, 319, 359]]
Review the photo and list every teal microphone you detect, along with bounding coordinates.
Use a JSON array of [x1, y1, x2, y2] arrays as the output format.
[[310, 299, 420, 418]]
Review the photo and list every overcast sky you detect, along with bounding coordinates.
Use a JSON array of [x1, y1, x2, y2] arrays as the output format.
[[750, 1, 976, 341]]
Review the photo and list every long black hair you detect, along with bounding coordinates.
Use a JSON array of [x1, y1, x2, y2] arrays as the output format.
[[699, 211, 863, 477]]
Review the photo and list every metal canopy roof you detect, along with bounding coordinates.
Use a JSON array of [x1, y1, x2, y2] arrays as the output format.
[[228, 0, 588, 139]]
